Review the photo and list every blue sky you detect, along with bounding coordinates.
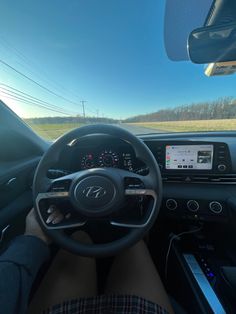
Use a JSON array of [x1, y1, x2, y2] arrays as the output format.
[[0, 0, 235, 119]]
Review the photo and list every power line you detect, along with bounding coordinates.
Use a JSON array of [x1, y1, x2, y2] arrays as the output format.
[[0, 85, 99, 118], [0, 84, 79, 115], [0, 44, 105, 118], [0, 36, 83, 101], [0, 37, 105, 117], [0, 58, 83, 108], [1, 94, 73, 116], [0, 90, 76, 116]]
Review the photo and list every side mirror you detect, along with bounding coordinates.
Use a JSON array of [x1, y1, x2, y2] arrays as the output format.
[[188, 22, 236, 64]]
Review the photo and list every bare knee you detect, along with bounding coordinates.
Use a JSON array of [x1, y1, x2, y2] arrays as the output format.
[[52, 231, 93, 273]]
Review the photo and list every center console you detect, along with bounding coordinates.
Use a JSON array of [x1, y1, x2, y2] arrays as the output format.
[[167, 230, 236, 314], [144, 137, 236, 313], [145, 140, 233, 223]]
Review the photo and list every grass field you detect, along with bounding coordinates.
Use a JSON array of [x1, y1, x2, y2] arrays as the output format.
[[128, 119, 236, 132], [26, 123, 84, 140], [26, 119, 236, 140]]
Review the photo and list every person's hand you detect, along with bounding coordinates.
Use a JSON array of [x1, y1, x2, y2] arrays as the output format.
[[24, 207, 64, 244], [25, 208, 49, 244]]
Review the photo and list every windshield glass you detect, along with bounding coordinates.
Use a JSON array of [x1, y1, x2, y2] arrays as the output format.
[[1, 0, 236, 140]]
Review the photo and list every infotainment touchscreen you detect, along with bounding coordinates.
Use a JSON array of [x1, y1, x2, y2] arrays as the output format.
[[165, 145, 214, 170]]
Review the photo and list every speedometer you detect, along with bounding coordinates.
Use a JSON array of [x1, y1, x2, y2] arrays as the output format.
[[81, 154, 95, 169], [98, 150, 119, 167]]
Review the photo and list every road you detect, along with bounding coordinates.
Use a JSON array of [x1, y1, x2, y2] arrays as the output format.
[[118, 123, 164, 134]]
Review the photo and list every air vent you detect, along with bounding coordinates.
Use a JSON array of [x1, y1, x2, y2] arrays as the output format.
[[208, 176, 236, 184], [47, 169, 71, 179], [162, 174, 236, 184], [162, 176, 184, 183]]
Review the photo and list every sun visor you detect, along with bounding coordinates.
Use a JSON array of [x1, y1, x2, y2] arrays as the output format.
[[164, 0, 213, 61]]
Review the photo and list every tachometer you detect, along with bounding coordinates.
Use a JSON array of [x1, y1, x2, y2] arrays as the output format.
[[81, 154, 95, 169], [98, 150, 119, 167]]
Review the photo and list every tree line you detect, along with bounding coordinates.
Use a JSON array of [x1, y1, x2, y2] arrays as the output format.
[[24, 116, 118, 125], [124, 97, 236, 123]]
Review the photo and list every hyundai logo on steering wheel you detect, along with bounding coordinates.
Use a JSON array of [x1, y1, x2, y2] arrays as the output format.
[[83, 186, 107, 199]]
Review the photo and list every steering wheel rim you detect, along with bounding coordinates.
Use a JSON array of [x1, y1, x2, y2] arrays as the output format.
[[33, 124, 162, 257]]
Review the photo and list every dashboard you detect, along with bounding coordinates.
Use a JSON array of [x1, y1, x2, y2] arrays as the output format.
[[55, 135, 144, 174], [51, 132, 236, 225]]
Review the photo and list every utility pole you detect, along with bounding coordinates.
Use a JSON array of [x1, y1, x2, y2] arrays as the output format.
[[80, 100, 87, 118], [96, 109, 99, 118]]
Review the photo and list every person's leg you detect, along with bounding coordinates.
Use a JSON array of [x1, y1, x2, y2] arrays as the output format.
[[29, 231, 97, 314], [105, 240, 174, 314]]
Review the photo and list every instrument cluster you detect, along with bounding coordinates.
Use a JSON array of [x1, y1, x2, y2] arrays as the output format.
[[80, 149, 134, 171], [56, 136, 147, 174]]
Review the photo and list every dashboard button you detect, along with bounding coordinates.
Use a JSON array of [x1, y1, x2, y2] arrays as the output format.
[[217, 164, 227, 172], [166, 199, 178, 211], [209, 201, 223, 214], [218, 156, 226, 160], [187, 200, 199, 212]]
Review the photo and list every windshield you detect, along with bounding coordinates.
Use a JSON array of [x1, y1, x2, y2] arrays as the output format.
[[1, 0, 236, 140]]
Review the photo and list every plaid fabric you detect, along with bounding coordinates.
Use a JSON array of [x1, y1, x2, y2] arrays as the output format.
[[43, 294, 169, 314]]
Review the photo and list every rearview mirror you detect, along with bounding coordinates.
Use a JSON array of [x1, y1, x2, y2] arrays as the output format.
[[188, 22, 236, 64]]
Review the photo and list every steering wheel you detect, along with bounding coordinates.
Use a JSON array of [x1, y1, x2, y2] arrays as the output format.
[[33, 124, 162, 257]]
